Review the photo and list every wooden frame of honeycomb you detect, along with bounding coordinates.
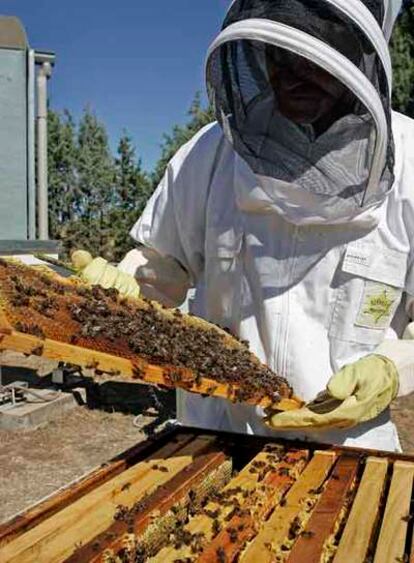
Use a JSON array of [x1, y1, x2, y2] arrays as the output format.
[[0, 258, 302, 411]]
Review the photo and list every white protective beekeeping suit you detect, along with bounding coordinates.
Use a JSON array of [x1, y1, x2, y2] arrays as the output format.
[[120, 0, 414, 451]]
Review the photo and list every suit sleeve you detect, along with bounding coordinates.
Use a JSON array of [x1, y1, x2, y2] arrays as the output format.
[[122, 123, 223, 306]]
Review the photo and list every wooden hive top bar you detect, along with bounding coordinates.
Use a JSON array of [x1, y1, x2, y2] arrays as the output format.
[[2, 430, 414, 563], [0, 258, 302, 410]]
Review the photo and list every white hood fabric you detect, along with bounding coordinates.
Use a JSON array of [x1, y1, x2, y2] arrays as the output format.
[[206, 0, 402, 225], [383, 0, 404, 39]]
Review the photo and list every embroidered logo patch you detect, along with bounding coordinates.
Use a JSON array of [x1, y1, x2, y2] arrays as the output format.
[[355, 282, 401, 330], [364, 290, 394, 323]]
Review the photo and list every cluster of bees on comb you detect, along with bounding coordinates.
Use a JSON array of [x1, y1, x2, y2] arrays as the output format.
[[92, 445, 311, 563], [0, 258, 293, 404]]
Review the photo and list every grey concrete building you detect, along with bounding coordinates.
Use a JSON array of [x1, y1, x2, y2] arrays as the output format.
[[0, 15, 57, 257]]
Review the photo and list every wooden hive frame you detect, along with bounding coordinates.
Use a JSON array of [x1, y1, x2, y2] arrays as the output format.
[[1, 427, 414, 563], [0, 259, 302, 411]]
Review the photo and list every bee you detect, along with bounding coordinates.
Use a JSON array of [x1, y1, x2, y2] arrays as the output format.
[[308, 485, 324, 495], [114, 504, 129, 521], [15, 322, 45, 340], [212, 519, 222, 537], [167, 370, 182, 384], [31, 345, 44, 356], [204, 508, 220, 519], [252, 460, 266, 469], [301, 530, 315, 538], [132, 366, 144, 380], [69, 334, 79, 345], [10, 294, 30, 307], [288, 516, 302, 540], [228, 527, 238, 543]]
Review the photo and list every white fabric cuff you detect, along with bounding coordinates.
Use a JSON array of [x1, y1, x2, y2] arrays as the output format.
[[118, 248, 191, 307], [375, 338, 414, 397], [118, 248, 149, 276]]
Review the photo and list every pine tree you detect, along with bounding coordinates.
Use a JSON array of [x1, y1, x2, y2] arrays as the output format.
[[47, 109, 78, 240], [76, 107, 116, 258], [109, 133, 152, 261], [390, 4, 414, 116]]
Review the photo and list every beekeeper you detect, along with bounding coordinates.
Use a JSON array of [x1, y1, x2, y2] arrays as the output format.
[[74, 0, 414, 452]]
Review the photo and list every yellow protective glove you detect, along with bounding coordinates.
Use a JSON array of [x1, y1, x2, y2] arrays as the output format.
[[71, 250, 140, 299], [266, 355, 399, 430]]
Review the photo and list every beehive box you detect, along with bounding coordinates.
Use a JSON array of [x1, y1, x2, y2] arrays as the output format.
[[1, 427, 413, 563]]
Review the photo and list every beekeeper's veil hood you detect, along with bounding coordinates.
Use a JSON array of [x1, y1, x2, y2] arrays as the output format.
[[206, 0, 403, 225]]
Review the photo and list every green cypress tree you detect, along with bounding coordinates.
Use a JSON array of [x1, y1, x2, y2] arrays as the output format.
[[76, 107, 116, 258], [390, 5, 414, 116], [109, 133, 152, 262], [47, 109, 78, 241]]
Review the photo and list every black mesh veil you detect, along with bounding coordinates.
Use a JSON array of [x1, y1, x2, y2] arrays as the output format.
[[206, 0, 394, 219]]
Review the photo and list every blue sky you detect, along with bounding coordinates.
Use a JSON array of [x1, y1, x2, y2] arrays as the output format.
[[1, 1, 230, 170]]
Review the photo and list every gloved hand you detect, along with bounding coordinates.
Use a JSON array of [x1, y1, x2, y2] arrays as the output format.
[[71, 250, 140, 299], [266, 355, 399, 430]]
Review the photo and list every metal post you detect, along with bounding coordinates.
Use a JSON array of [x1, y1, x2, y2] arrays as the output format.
[[36, 60, 52, 240], [27, 49, 36, 240]]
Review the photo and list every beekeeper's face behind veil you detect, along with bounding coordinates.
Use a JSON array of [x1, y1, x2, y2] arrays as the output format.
[[206, 0, 403, 226], [266, 49, 349, 131]]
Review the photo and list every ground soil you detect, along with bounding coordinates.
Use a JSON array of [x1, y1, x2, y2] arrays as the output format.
[[390, 392, 414, 454], [0, 388, 413, 525], [0, 384, 176, 524]]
